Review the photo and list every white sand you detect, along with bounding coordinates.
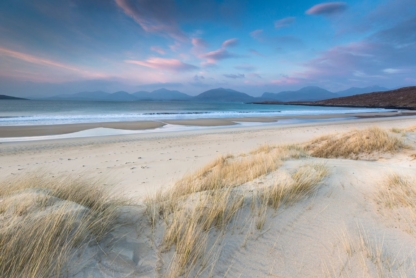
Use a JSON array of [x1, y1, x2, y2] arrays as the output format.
[[1, 116, 415, 199], [1, 115, 416, 277]]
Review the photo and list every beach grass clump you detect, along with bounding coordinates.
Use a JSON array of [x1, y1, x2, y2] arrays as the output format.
[[306, 127, 408, 159], [376, 174, 416, 209], [264, 163, 328, 210], [169, 144, 306, 200], [145, 150, 326, 276], [0, 174, 124, 277]]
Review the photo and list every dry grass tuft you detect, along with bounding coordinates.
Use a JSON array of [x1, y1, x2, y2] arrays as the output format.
[[146, 152, 327, 276], [264, 163, 328, 210], [306, 127, 408, 159], [169, 144, 306, 200], [376, 174, 416, 209], [406, 125, 416, 132], [0, 174, 124, 277]]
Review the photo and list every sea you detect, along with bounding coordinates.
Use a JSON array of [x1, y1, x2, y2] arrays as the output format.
[[0, 100, 392, 126]]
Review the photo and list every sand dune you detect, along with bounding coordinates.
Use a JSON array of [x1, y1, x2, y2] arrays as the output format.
[[1, 116, 416, 277]]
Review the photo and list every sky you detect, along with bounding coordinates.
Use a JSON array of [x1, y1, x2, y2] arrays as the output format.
[[0, 0, 415, 97]]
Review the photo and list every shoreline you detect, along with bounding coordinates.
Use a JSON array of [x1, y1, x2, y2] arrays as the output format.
[[1, 115, 415, 199], [1, 110, 414, 138]]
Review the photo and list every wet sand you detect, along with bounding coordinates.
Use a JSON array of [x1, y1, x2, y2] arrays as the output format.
[[0, 121, 165, 137], [1, 110, 416, 138]]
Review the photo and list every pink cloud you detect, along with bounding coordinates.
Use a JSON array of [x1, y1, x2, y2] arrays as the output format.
[[250, 29, 264, 41], [114, 0, 187, 41], [0, 47, 104, 79], [201, 49, 236, 64], [306, 2, 347, 16], [191, 38, 208, 55], [150, 46, 165, 55], [192, 38, 208, 49], [126, 57, 198, 72], [0, 47, 78, 72], [222, 38, 239, 48], [199, 38, 240, 64], [274, 17, 295, 29], [271, 76, 301, 85]]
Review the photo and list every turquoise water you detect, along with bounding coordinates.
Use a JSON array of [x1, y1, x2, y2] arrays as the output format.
[[0, 100, 391, 126]]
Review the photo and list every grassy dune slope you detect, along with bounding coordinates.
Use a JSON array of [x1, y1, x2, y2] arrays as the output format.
[[2, 124, 416, 277]]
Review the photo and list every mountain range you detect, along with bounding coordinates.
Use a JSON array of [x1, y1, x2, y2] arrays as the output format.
[[3, 86, 389, 102]]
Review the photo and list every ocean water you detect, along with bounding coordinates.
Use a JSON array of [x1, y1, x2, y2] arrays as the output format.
[[0, 100, 392, 126]]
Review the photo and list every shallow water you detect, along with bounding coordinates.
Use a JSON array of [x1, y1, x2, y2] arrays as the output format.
[[0, 100, 390, 126]]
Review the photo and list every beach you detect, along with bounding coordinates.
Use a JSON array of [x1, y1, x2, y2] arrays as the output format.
[[2, 114, 416, 277], [1, 114, 415, 198]]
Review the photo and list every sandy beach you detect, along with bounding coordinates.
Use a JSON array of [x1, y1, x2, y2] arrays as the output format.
[[1, 110, 414, 138], [1, 115, 415, 198], [2, 115, 416, 277]]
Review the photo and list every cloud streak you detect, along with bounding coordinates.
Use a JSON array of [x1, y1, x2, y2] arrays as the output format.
[[0, 47, 103, 78], [275, 17, 295, 29], [114, 0, 187, 41], [126, 57, 198, 72], [222, 38, 239, 48], [150, 46, 165, 55], [224, 73, 245, 79], [306, 2, 347, 16], [200, 38, 240, 64]]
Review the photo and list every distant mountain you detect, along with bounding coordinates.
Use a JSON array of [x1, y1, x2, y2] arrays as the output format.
[[46, 91, 110, 101], [335, 86, 388, 97], [194, 88, 255, 102], [262, 86, 337, 102], [46, 89, 191, 101], [132, 91, 151, 100], [107, 91, 137, 101], [0, 94, 27, 100], [314, 86, 416, 109], [149, 88, 191, 100]]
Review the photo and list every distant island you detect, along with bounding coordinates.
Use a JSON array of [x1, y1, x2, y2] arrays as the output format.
[[0, 95, 27, 100], [314, 86, 416, 110], [254, 86, 416, 110], [28, 85, 389, 103]]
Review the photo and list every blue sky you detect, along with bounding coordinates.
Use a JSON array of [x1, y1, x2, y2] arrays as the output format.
[[0, 0, 415, 96]]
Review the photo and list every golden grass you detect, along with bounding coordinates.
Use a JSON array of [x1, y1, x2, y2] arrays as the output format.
[[169, 144, 306, 200], [406, 125, 416, 132], [264, 163, 328, 210], [306, 127, 408, 159], [146, 149, 327, 277], [0, 174, 125, 277], [376, 174, 416, 209]]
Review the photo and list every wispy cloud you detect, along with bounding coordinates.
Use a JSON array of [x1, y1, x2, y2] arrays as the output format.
[[235, 65, 256, 72], [249, 49, 264, 57], [223, 73, 245, 79], [250, 29, 264, 41], [274, 17, 295, 29], [126, 57, 198, 72], [114, 0, 187, 41], [222, 38, 239, 48], [192, 38, 209, 49], [200, 38, 240, 64], [201, 49, 236, 64], [0, 47, 103, 78], [191, 38, 208, 54], [150, 46, 165, 55], [306, 2, 348, 16]]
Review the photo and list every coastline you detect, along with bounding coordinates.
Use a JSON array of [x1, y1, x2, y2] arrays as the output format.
[[1, 110, 414, 138], [1, 115, 415, 199]]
